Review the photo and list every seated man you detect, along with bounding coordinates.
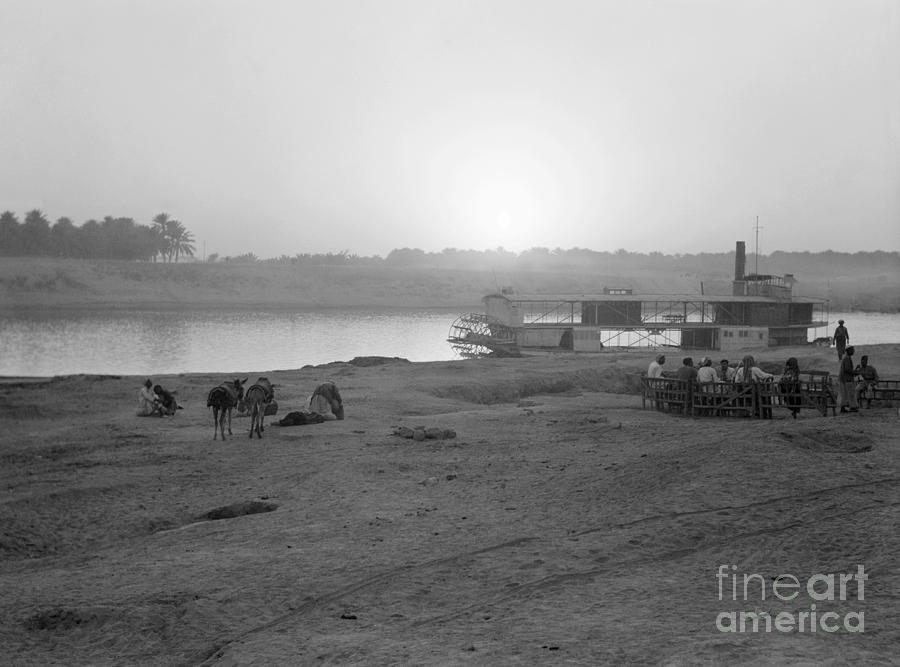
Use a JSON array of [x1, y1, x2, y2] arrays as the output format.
[[696, 357, 718, 384], [717, 359, 735, 382], [309, 382, 344, 421], [676, 357, 698, 383], [696, 357, 720, 415], [854, 355, 879, 408], [153, 384, 180, 416], [137, 379, 163, 416], [670, 357, 698, 413], [647, 354, 666, 378]]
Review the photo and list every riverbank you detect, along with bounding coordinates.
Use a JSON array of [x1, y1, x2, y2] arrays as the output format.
[[2, 256, 897, 312], [0, 257, 624, 311], [1, 346, 898, 664], [0, 257, 485, 310]]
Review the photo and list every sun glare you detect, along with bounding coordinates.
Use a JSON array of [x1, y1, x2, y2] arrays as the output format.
[[459, 173, 544, 250], [426, 125, 576, 251]]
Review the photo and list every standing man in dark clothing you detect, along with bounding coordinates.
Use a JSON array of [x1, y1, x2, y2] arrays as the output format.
[[838, 346, 858, 413], [832, 319, 849, 361]]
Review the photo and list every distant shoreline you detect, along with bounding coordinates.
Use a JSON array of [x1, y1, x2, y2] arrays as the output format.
[[1, 256, 898, 313], [2, 298, 897, 316], [0, 300, 476, 313]]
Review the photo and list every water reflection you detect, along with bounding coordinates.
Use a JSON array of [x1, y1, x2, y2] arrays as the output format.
[[1, 308, 896, 377], [0, 308, 461, 376]]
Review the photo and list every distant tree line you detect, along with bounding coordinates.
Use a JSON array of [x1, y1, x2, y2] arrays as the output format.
[[2, 210, 896, 284], [0, 210, 195, 262], [255, 245, 899, 279]]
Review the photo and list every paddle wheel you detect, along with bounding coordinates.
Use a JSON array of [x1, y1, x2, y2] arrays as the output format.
[[447, 313, 520, 358]]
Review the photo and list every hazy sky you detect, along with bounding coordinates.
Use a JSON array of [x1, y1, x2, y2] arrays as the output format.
[[1, 0, 898, 258]]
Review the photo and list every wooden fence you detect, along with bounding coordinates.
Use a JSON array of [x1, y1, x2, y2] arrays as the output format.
[[641, 372, 840, 418], [869, 379, 900, 403]]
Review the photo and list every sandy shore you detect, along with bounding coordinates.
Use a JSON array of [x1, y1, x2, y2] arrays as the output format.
[[1, 345, 898, 665]]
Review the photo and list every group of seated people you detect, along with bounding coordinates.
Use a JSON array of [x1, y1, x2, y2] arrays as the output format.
[[648, 354, 776, 384], [646, 352, 881, 417], [137, 379, 180, 416]]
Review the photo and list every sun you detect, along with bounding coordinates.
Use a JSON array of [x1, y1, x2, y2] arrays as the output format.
[[469, 175, 540, 249], [428, 131, 570, 250]]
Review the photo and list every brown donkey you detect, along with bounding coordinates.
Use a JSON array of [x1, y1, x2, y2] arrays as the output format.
[[207, 378, 247, 440], [244, 377, 275, 438]]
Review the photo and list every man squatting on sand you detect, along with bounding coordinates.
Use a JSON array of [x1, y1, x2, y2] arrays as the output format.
[[137, 379, 181, 416], [137, 379, 163, 417], [309, 382, 344, 420]]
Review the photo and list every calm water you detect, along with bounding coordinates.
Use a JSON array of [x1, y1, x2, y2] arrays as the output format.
[[0, 308, 896, 377], [0, 308, 462, 377]]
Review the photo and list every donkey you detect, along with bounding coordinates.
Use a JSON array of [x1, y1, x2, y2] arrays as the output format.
[[207, 378, 247, 440], [244, 377, 275, 439]]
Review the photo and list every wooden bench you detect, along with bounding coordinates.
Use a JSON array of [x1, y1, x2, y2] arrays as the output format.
[[641, 377, 690, 415], [770, 371, 837, 417], [642, 372, 838, 418], [642, 377, 763, 418], [693, 381, 756, 417], [862, 378, 900, 404], [759, 377, 836, 417]]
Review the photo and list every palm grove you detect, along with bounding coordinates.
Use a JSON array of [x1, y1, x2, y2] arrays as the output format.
[[0, 210, 195, 262]]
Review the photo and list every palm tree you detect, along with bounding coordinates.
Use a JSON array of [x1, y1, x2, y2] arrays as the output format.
[[151, 213, 172, 262], [150, 213, 197, 262], [169, 221, 196, 263]]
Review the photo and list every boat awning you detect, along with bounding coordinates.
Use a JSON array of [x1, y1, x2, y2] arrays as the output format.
[[485, 293, 826, 304]]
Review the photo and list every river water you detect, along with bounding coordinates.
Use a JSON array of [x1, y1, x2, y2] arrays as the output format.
[[0, 308, 896, 377], [0, 308, 463, 377]]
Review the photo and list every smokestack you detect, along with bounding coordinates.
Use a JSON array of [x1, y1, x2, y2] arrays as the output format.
[[735, 241, 746, 281]]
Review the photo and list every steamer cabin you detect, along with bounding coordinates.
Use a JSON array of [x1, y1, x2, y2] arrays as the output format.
[[483, 242, 827, 352]]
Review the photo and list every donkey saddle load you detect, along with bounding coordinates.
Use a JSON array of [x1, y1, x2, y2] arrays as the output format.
[[244, 377, 276, 439], [207, 378, 247, 440], [207, 383, 241, 409]]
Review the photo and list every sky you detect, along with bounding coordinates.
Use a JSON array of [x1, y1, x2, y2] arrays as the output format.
[[1, 0, 898, 259]]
